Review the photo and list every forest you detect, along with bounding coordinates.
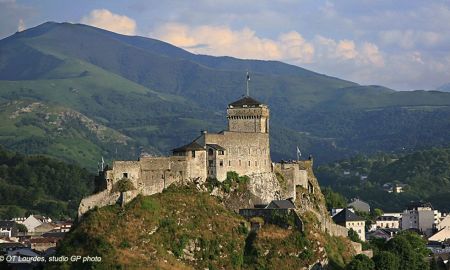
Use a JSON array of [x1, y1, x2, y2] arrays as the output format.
[[0, 146, 93, 219], [316, 147, 450, 212]]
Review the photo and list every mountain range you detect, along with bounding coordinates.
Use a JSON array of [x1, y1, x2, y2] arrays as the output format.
[[1, 22, 449, 169]]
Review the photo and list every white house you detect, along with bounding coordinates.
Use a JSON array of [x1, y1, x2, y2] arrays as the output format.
[[376, 215, 400, 229], [333, 208, 366, 241], [22, 215, 52, 233]]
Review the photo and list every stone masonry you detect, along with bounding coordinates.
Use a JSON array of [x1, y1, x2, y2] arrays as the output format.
[[79, 96, 316, 217]]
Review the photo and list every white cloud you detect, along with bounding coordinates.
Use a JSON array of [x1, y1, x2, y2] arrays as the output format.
[[336, 40, 358, 60], [17, 18, 25, 32], [81, 9, 136, 35], [152, 23, 314, 63]]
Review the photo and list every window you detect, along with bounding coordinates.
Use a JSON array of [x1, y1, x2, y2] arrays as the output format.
[[208, 149, 214, 156], [255, 161, 257, 166], [191, 151, 196, 158], [123, 173, 128, 178], [219, 160, 223, 166], [218, 150, 224, 155], [239, 160, 241, 166], [208, 160, 214, 167], [228, 161, 231, 166], [248, 161, 251, 166]]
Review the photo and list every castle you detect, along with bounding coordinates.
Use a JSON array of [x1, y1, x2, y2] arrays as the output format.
[[78, 95, 311, 216]]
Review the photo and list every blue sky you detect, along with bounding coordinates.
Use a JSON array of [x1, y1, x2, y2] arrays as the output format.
[[1, 0, 450, 91]]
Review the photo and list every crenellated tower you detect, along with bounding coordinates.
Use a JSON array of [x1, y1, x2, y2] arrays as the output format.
[[227, 96, 270, 133]]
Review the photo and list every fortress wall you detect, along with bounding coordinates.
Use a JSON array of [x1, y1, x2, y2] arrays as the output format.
[[140, 157, 171, 170], [111, 161, 140, 181], [187, 150, 207, 181], [227, 107, 269, 133], [111, 161, 141, 188], [78, 190, 121, 217], [203, 132, 271, 180], [274, 163, 309, 200]]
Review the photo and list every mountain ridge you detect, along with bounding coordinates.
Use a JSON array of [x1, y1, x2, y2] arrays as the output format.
[[1, 22, 449, 168]]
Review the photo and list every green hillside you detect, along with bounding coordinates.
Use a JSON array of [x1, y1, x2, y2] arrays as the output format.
[[1, 22, 450, 166], [0, 146, 93, 219], [0, 99, 137, 169], [316, 147, 450, 212]]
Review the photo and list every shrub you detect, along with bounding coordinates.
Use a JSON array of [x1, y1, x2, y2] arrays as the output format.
[[112, 178, 135, 193]]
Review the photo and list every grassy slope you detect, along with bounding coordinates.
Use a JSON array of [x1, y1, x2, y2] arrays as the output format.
[[0, 99, 133, 169], [54, 186, 354, 270]]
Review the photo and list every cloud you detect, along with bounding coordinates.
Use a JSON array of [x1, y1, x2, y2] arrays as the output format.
[[336, 40, 357, 60], [81, 9, 136, 35], [152, 23, 314, 63], [17, 18, 25, 32]]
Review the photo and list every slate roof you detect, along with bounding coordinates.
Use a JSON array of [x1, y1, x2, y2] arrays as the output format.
[[228, 96, 263, 107], [0, 221, 16, 228], [332, 208, 365, 224], [266, 200, 296, 209], [206, 144, 226, 151], [172, 141, 205, 152]]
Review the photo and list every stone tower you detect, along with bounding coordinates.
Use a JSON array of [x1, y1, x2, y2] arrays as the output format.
[[227, 96, 270, 133]]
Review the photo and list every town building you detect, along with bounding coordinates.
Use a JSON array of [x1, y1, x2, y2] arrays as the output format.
[[438, 215, 450, 231], [333, 208, 366, 241], [0, 221, 18, 238], [348, 198, 370, 213], [429, 227, 450, 243], [376, 215, 400, 229], [401, 202, 435, 237]]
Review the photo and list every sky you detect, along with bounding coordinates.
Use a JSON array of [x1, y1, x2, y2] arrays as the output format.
[[1, 0, 450, 91]]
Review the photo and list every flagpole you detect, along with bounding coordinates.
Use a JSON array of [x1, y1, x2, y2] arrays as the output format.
[[246, 71, 250, 96]]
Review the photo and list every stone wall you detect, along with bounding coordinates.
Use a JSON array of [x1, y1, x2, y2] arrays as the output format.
[[199, 131, 271, 181], [79, 153, 206, 217], [274, 162, 308, 200], [227, 106, 269, 133]]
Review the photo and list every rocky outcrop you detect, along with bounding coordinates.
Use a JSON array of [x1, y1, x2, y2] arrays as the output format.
[[247, 172, 282, 204]]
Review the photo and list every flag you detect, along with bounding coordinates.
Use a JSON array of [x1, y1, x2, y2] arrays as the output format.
[[297, 146, 301, 157], [246, 71, 250, 81]]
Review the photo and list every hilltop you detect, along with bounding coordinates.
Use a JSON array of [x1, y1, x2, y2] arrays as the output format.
[[1, 22, 450, 168], [53, 185, 355, 270]]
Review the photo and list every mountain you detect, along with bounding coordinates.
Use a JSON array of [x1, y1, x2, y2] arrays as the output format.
[[1, 22, 450, 167]]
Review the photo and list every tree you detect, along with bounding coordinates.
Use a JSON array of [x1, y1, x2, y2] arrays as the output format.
[[386, 232, 430, 270], [3, 205, 24, 219], [346, 254, 375, 270], [323, 187, 347, 210], [16, 223, 27, 233], [373, 251, 400, 270], [348, 228, 361, 243]]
